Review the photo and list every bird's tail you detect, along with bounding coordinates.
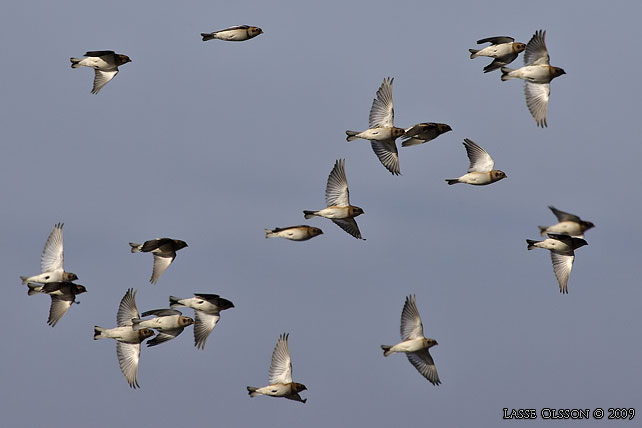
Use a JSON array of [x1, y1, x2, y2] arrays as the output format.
[[70, 58, 82, 68], [247, 386, 259, 397], [469, 48, 479, 59], [381, 345, 393, 357], [537, 226, 548, 236], [169, 296, 183, 309], [20, 276, 29, 285], [27, 283, 43, 296], [129, 243, 142, 253], [500, 67, 516, 81], [303, 211, 317, 220], [526, 239, 538, 250], [445, 179, 460, 185], [201, 33, 215, 41], [265, 229, 275, 238], [93, 326, 106, 340], [345, 131, 359, 142]]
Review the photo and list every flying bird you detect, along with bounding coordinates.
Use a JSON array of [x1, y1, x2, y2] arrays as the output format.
[[70, 51, 131, 94], [27, 281, 87, 327], [132, 309, 194, 347], [169, 294, 235, 350], [346, 77, 405, 175], [129, 238, 188, 284], [94, 289, 155, 388], [446, 138, 506, 185], [538, 206, 595, 238], [303, 159, 365, 240], [526, 233, 588, 294], [21, 223, 78, 285], [381, 295, 440, 385], [501, 30, 566, 127], [469, 36, 526, 73], [201, 25, 263, 41], [247, 333, 307, 403], [402, 122, 452, 147], [265, 225, 323, 241]]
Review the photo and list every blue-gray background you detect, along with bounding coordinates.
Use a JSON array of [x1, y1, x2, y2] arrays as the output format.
[[1, 1, 640, 427]]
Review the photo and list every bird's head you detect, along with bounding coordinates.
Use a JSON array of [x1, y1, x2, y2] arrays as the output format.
[[117, 54, 132, 65], [492, 170, 507, 181], [350, 206, 364, 217], [293, 383, 307, 392], [64, 272, 79, 282], [179, 316, 195, 327]]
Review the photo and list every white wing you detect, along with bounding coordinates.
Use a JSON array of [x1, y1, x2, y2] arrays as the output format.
[[268, 333, 292, 384], [550, 251, 575, 294], [116, 342, 141, 388], [368, 77, 395, 128], [41, 223, 64, 273], [463, 139, 494, 172], [117, 288, 139, 327], [92, 69, 118, 94], [150, 254, 174, 284], [406, 350, 441, 385], [370, 139, 400, 175], [524, 29, 549, 65], [48, 294, 74, 327], [193, 311, 220, 350], [524, 82, 550, 128], [400, 295, 424, 340], [325, 159, 350, 207]]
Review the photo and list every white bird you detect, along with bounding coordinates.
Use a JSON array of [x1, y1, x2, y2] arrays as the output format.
[[247, 333, 307, 403], [526, 233, 588, 294], [21, 223, 78, 285], [132, 309, 194, 347], [169, 294, 235, 349], [27, 281, 86, 327], [70, 51, 131, 94], [303, 159, 365, 240], [346, 77, 405, 175], [500, 30, 566, 127], [381, 295, 440, 385], [201, 25, 263, 42], [94, 289, 155, 388], [446, 138, 506, 185]]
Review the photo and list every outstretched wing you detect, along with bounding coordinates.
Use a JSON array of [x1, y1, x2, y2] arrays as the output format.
[[548, 206, 581, 223], [91, 69, 119, 94], [400, 295, 424, 340], [268, 333, 293, 384], [369, 77, 395, 128], [331, 218, 363, 240], [463, 139, 494, 172], [524, 82, 550, 128], [524, 30, 549, 65], [117, 288, 139, 327], [550, 251, 575, 294], [370, 139, 400, 175], [41, 223, 64, 273], [325, 159, 350, 207], [116, 342, 141, 388], [407, 350, 441, 385]]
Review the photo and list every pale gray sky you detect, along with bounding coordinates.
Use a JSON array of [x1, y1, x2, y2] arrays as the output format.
[[1, 1, 641, 427]]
